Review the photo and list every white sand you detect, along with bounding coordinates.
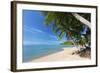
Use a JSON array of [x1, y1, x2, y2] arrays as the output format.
[[30, 47, 89, 62]]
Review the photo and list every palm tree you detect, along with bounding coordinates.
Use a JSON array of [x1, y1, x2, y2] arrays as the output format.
[[42, 11, 91, 51]]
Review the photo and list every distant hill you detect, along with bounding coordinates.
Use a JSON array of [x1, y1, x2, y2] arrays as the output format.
[[61, 41, 73, 46]]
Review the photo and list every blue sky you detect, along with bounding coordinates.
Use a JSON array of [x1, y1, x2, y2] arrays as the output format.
[[22, 10, 66, 45]]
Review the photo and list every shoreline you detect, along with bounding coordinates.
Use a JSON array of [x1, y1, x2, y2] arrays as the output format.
[[29, 47, 90, 62]]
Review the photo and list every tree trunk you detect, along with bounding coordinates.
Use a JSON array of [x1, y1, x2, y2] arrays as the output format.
[[67, 32, 80, 50], [72, 13, 91, 29]]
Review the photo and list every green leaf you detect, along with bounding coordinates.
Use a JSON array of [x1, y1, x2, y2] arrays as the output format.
[[58, 31, 65, 40]]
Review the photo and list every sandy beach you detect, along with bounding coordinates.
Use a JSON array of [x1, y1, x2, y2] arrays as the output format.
[[29, 47, 89, 62]]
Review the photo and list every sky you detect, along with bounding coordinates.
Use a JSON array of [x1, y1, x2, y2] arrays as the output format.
[[22, 10, 66, 45]]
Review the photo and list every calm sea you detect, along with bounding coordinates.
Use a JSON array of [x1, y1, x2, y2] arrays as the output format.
[[23, 44, 74, 62]]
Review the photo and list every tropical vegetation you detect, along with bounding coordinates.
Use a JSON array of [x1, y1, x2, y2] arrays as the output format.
[[42, 11, 91, 58]]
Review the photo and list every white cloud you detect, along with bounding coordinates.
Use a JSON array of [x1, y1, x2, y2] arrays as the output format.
[[24, 25, 44, 33], [24, 25, 58, 39]]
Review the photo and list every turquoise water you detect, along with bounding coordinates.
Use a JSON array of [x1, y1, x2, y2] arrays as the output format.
[[23, 44, 74, 62]]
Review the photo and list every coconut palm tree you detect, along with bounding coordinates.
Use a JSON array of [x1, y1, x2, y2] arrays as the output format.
[[42, 11, 91, 51]]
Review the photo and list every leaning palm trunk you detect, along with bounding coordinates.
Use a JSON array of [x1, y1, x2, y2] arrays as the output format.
[[67, 33, 80, 50], [72, 13, 91, 29], [70, 39, 81, 50]]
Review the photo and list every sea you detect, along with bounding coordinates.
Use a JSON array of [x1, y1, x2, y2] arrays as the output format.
[[23, 44, 74, 62]]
